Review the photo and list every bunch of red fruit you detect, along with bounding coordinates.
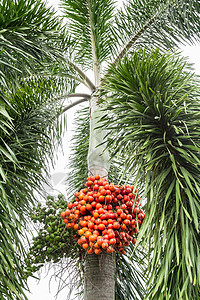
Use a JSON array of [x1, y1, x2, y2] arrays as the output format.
[[61, 175, 145, 255]]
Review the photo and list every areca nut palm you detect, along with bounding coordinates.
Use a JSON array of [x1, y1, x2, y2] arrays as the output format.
[[56, 0, 200, 299], [1, 0, 200, 299]]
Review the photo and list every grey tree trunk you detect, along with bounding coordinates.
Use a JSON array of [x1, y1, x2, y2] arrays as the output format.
[[84, 253, 115, 300], [84, 166, 115, 299]]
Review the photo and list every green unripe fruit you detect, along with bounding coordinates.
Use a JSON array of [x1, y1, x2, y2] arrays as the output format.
[[47, 247, 52, 253], [47, 227, 52, 233]]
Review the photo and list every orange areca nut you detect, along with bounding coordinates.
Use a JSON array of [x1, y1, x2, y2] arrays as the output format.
[[61, 175, 145, 254]]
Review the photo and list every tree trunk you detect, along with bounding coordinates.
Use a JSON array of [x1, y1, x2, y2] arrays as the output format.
[[87, 96, 110, 177], [85, 95, 115, 299], [84, 253, 115, 300]]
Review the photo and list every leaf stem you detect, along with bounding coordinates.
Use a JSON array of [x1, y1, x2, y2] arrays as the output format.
[[57, 54, 96, 91], [66, 93, 91, 99], [69, 61, 96, 91], [87, 0, 100, 87], [62, 98, 89, 113]]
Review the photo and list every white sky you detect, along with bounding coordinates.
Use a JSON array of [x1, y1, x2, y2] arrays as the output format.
[[26, 1, 200, 300]]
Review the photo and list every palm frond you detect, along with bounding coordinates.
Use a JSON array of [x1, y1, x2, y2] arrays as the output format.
[[100, 49, 200, 298], [60, 0, 118, 69], [0, 0, 63, 90], [3, 75, 75, 213], [0, 0, 97, 93], [113, 0, 200, 61], [0, 75, 75, 299], [115, 244, 147, 300], [0, 212, 28, 300]]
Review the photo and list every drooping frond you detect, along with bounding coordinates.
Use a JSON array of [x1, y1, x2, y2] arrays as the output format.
[[115, 244, 147, 300], [3, 75, 74, 215], [0, 215, 28, 300], [100, 49, 200, 299], [0, 75, 74, 299], [60, 0, 118, 70]]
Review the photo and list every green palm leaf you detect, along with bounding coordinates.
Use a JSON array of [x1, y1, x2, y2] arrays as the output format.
[[112, 0, 200, 65], [3, 75, 75, 214], [0, 74, 76, 299], [0, 0, 62, 86], [115, 245, 147, 300], [60, 0, 118, 70], [66, 106, 90, 198], [100, 49, 200, 299]]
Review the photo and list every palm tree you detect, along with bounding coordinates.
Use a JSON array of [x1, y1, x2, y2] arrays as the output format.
[[57, 1, 200, 299], [2, 0, 200, 299]]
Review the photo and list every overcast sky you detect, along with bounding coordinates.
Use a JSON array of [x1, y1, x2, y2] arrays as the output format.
[[26, 1, 200, 299]]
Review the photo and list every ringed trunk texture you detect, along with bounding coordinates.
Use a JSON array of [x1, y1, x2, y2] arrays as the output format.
[[84, 252, 115, 300]]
